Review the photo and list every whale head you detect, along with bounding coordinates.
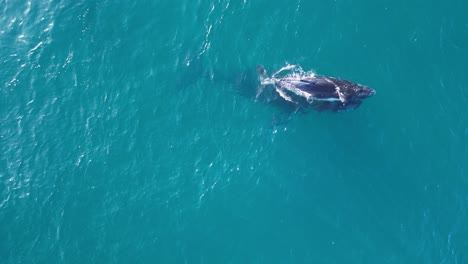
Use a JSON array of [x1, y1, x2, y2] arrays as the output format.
[[353, 84, 376, 99]]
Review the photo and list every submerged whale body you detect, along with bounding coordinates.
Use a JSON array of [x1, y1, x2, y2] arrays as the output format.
[[256, 65, 375, 112]]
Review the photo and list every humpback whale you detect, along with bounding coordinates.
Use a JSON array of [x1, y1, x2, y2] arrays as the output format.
[[256, 65, 375, 112]]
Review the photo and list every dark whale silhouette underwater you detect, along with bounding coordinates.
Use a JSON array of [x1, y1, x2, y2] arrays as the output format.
[[256, 64, 375, 112]]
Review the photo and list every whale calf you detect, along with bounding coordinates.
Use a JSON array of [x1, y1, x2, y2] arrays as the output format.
[[256, 65, 375, 112]]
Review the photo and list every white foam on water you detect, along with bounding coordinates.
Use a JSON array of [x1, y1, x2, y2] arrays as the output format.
[[259, 64, 320, 101], [271, 64, 316, 79]]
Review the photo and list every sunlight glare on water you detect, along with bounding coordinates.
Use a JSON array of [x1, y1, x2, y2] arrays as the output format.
[[1, 0, 468, 263]]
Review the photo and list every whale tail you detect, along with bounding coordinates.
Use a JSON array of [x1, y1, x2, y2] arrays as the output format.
[[257, 64, 268, 82], [256, 65, 269, 100]]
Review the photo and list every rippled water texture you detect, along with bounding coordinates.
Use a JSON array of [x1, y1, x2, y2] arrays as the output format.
[[1, 0, 468, 263]]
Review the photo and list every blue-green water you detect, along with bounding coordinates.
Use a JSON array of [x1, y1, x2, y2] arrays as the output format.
[[1, 0, 468, 263]]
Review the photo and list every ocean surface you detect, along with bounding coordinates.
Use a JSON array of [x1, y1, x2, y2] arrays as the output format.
[[1, 0, 468, 263]]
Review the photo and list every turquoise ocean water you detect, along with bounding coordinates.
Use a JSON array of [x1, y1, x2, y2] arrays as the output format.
[[1, 0, 468, 263]]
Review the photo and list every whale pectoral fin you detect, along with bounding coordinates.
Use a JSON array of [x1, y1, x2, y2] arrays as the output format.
[[255, 84, 267, 102], [275, 87, 296, 104]]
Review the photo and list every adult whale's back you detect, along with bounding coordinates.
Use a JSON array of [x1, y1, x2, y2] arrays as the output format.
[[257, 64, 376, 111], [286, 78, 341, 100]]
